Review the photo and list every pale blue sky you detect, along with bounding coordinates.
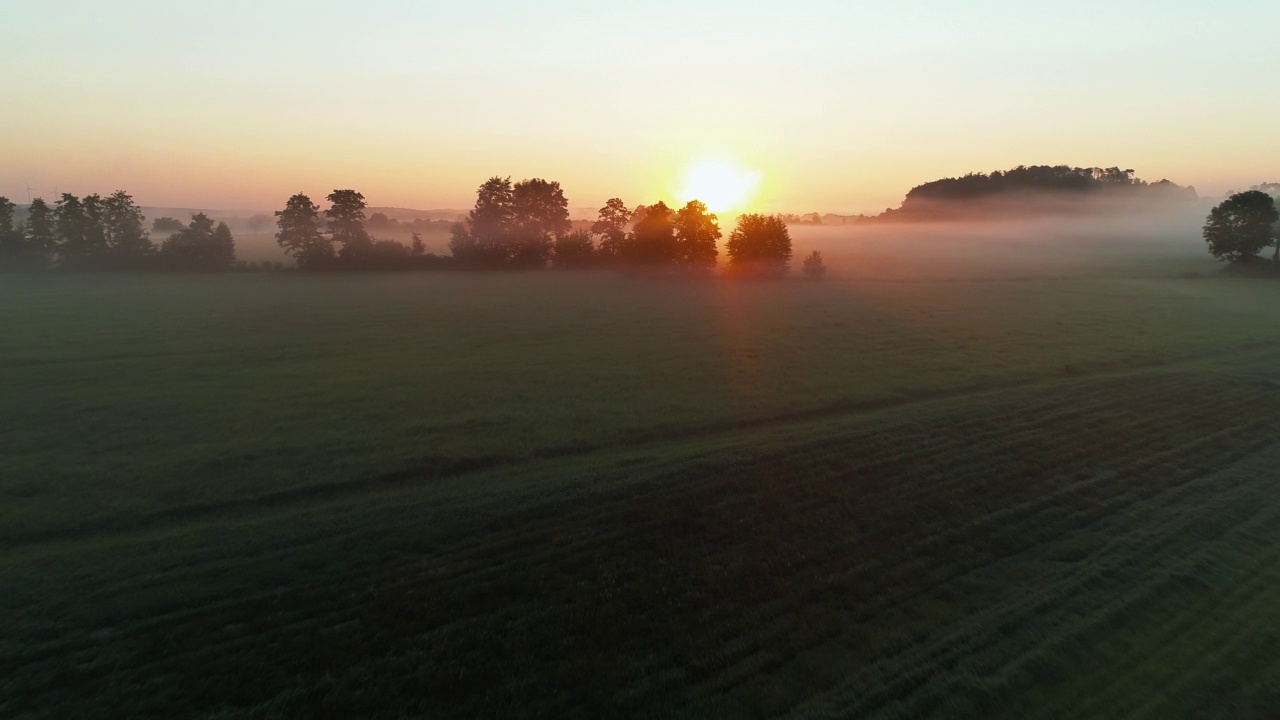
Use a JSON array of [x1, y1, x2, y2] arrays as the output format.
[[3, 0, 1277, 211]]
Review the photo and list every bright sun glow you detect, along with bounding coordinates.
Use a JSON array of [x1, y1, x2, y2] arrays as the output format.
[[677, 160, 761, 214]]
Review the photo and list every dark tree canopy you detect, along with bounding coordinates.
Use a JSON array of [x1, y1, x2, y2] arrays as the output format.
[[468, 176, 515, 246], [55, 194, 99, 268], [22, 197, 57, 269], [512, 179, 572, 240], [48, 191, 154, 270], [673, 200, 720, 268], [552, 229, 597, 269], [452, 177, 571, 268], [508, 179, 570, 268], [873, 165, 1198, 222], [0, 196, 24, 269], [152, 216, 186, 233], [100, 191, 153, 267], [591, 198, 630, 260], [626, 202, 678, 265], [159, 213, 236, 271], [726, 214, 792, 275], [452, 177, 513, 267], [326, 189, 374, 263], [0, 196, 15, 237], [276, 193, 332, 268], [1203, 191, 1279, 264]]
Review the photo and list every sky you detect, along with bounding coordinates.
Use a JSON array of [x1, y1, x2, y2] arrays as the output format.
[[3, 0, 1279, 214]]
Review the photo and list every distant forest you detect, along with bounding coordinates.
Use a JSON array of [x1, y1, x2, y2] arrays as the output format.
[[870, 165, 1198, 222]]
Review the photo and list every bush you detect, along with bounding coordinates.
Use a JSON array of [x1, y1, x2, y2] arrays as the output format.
[[802, 250, 827, 280]]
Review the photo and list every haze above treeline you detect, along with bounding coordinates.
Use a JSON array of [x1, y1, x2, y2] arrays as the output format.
[[4, 164, 1234, 232]]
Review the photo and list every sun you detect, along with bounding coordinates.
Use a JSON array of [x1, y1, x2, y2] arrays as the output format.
[[677, 160, 761, 214]]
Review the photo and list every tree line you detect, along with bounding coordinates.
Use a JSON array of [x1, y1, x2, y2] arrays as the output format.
[[0, 192, 236, 271], [1, 180, 815, 276], [275, 177, 811, 276]]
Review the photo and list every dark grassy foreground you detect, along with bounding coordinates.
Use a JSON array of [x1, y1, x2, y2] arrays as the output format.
[[3, 272, 1280, 718]]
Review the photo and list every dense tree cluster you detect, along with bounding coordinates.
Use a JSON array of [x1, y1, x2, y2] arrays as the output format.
[[726, 214, 793, 276], [435, 177, 791, 273], [158, 214, 236, 271], [0, 192, 237, 271], [872, 165, 1198, 222], [448, 177, 573, 268], [275, 190, 451, 270]]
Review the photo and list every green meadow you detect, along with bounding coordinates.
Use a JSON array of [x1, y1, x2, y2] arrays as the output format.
[[4, 246, 1280, 717]]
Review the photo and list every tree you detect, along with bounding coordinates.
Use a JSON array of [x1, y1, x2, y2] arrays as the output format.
[[468, 176, 514, 251], [591, 198, 630, 261], [100, 190, 153, 268], [23, 197, 57, 269], [626, 202, 677, 265], [245, 213, 273, 232], [448, 222, 482, 266], [211, 221, 236, 269], [326, 189, 373, 263], [275, 193, 331, 268], [451, 177, 514, 268], [159, 213, 235, 271], [366, 212, 395, 231], [1203, 191, 1279, 264], [453, 176, 571, 268], [673, 200, 720, 268], [410, 232, 425, 257], [0, 196, 24, 269], [152, 217, 185, 233], [55, 193, 101, 268], [801, 250, 827, 280], [509, 178, 571, 268], [553, 229, 596, 268], [726, 214, 792, 276]]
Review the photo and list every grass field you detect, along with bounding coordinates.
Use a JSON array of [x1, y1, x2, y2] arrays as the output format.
[[4, 240, 1280, 717]]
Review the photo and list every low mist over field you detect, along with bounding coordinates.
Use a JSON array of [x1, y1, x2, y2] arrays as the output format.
[[5, 2, 1280, 719]]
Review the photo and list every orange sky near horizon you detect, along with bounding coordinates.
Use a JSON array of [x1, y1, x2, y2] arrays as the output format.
[[3, 1, 1278, 214]]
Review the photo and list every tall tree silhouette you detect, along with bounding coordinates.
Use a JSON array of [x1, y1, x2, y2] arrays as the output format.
[[1203, 191, 1279, 264], [451, 177, 513, 267], [326, 189, 374, 263], [275, 193, 332, 268], [626, 202, 677, 265], [509, 178, 570, 268], [101, 191, 153, 268], [727, 214, 792, 276], [55, 194, 101, 269], [673, 200, 720, 268], [0, 196, 22, 269], [591, 198, 630, 261], [23, 198, 57, 269]]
